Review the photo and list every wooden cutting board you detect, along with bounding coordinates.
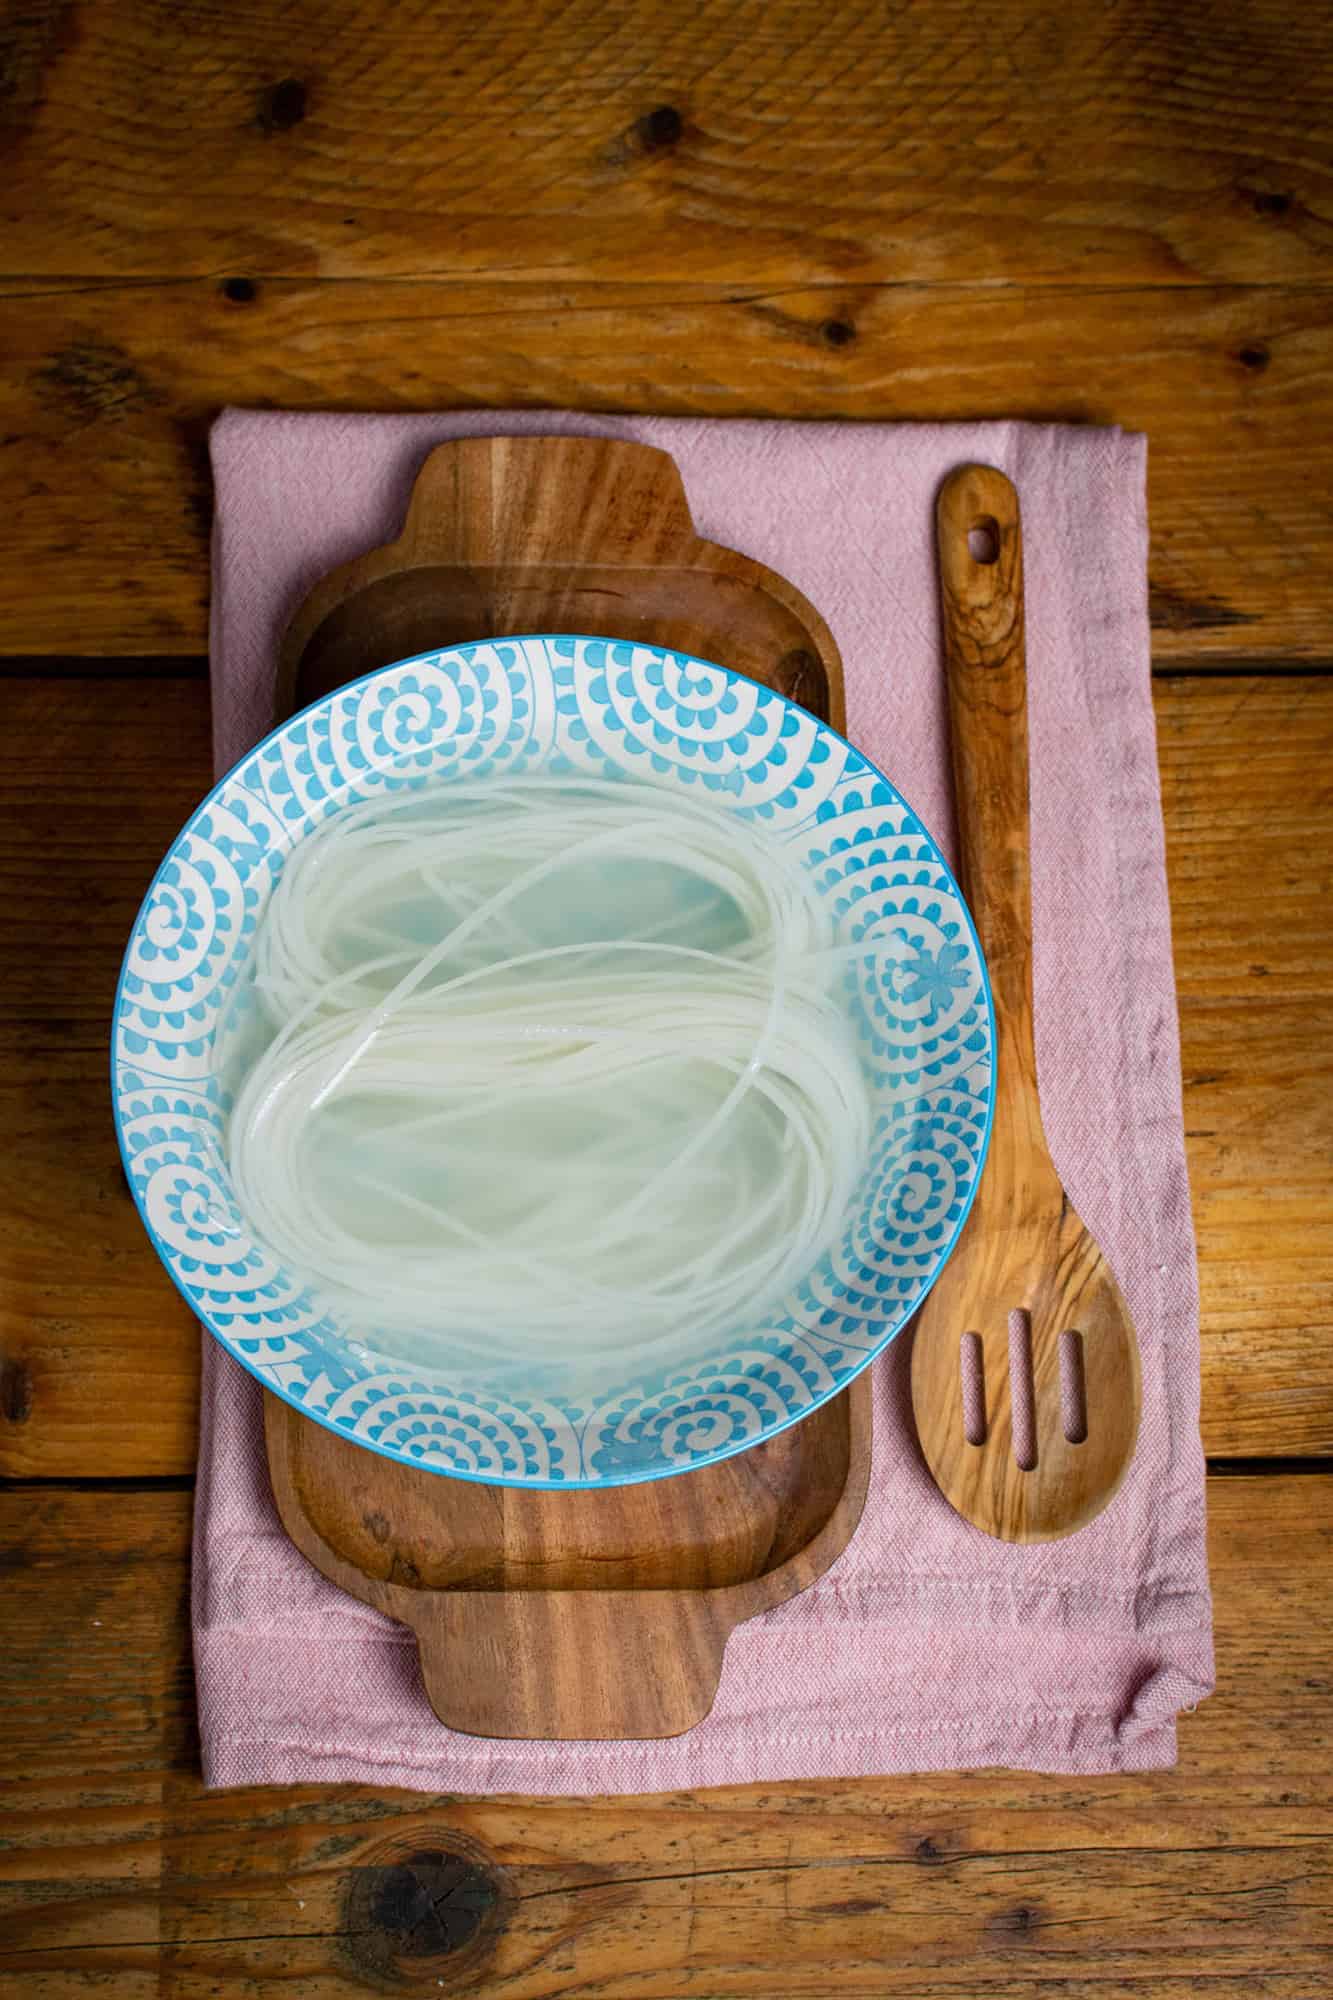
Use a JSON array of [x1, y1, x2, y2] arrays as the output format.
[[263, 433, 871, 1740]]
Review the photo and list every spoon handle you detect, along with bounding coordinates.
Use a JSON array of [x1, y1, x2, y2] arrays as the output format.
[[936, 465, 1040, 1114]]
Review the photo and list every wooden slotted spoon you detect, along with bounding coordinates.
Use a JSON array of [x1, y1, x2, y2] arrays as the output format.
[[910, 464, 1141, 1542]]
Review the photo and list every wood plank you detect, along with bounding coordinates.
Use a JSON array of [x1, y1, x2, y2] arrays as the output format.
[[1, 278, 1331, 658], [1161, 676, 1333, 1002], [1, 673, 1329, 1473], [0, 672, 208, 1470], [4, 0, 1331, 286], [1182, 1002, 1333, 1453], [0, 1475, 1329, 1994], [1162, 674, 1333, 1455]]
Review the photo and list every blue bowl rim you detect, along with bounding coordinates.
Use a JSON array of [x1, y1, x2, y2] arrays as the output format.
[[111, 634, 996, 1487]]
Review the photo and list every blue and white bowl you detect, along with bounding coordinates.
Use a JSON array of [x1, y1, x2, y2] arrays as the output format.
[[113, 636, 994, 1487]]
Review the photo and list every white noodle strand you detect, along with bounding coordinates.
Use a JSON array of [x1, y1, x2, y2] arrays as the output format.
[[226, 778, 878, 1367]]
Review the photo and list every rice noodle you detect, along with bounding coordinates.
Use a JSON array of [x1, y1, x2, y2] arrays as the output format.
[[225, 777, 878, 1365]]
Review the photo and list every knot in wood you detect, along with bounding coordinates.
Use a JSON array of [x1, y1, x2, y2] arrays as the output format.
[[342, 1832, 510, 1987]]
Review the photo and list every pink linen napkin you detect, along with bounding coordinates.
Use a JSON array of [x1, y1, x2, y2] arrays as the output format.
[[195, 409, 1214, 1791]]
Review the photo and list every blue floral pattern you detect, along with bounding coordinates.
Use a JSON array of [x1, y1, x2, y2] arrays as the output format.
[[112, 637, 994, 1488], [897, 939, 972, 1016]]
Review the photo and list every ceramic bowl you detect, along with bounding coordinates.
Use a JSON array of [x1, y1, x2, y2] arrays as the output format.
[[113, 636, 994, 1486]]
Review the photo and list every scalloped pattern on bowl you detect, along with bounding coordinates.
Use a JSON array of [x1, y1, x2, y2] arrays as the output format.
[[113, 636, 994, 1487]]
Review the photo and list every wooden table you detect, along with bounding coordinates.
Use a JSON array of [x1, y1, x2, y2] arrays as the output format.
[[2, 3, 1330, 1991]]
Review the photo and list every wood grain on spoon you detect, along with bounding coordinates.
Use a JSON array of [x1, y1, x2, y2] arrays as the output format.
[[910, 465, 1142, 1542]]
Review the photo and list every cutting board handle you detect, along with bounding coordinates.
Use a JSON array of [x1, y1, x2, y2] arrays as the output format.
[[408, 1590, 730, 1741], [278, 432, 845, 734]]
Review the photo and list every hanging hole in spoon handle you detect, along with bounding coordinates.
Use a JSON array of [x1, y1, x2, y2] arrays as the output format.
[[967, 517, 1001, 564]]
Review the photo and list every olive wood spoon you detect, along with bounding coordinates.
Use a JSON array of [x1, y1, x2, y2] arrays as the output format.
[[910, 464, 1141, 1542]]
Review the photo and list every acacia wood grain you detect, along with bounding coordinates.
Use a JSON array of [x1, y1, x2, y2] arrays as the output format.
[[911, 466, 1140, 1539], [4, 0, 1330, 286], [0, 1476, 1328, 1993], [2, 279, 1330, 658], [2, 673, 1328, 1474], [269, 1378, 871, 1743], [278, 432, 843, 730], [262, 431, 864, 1738]]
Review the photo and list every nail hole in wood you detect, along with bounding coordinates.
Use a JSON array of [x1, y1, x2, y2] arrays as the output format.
[[1059, 1329, 1088, 1443], [1008, 1309, 1037, 1470], [960, 1332, 986, 1445], [258, 77, 308, 132], [968, 516, 1000, 564], [638, 103, 683, 150]]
